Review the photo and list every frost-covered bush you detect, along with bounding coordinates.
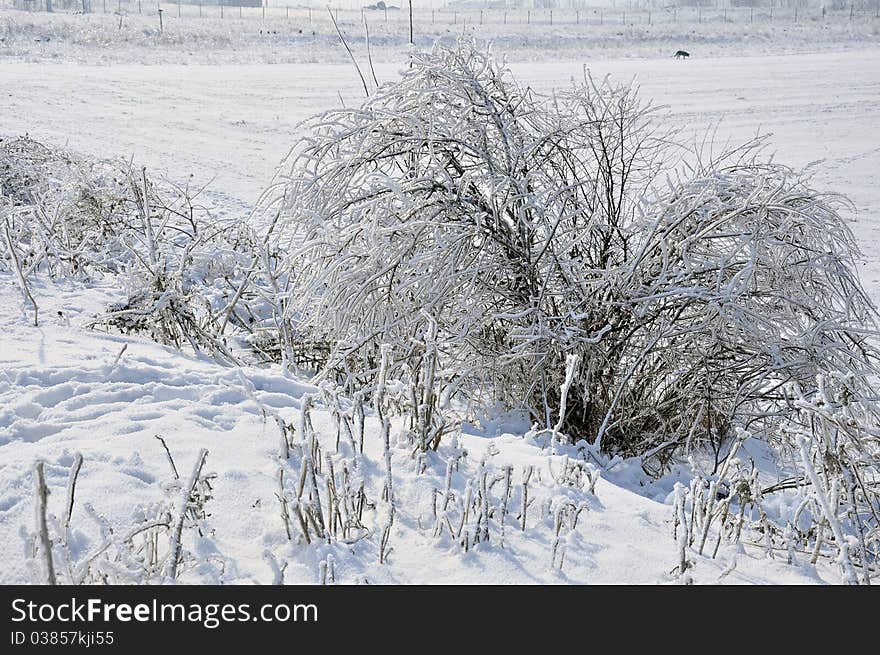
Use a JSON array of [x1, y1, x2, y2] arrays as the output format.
[[0, 135, 281, 364], [262, 42, 667, 447], [0, 135, 135, 278], [263, 40, 880, 464]]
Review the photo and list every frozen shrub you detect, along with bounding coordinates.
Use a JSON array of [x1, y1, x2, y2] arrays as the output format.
[[0, 136, 280, 364], [0, 135, 134, 278], [263, 40, 880, 463], [262, 41, 669, 448]]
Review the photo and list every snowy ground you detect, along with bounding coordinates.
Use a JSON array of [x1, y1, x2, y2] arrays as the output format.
[[0, 277, 837, 584], [1, 13, 879, 584]]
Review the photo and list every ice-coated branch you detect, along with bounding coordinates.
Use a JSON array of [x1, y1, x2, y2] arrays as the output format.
[[165, 448, 209, 580]]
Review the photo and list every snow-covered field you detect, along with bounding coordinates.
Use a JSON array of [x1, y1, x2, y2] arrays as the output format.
[[0, 276, 840, 584], [1, 9, 879, 584]]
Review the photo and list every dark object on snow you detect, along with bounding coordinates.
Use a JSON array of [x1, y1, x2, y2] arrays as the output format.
[[673, 50, 690, 59]]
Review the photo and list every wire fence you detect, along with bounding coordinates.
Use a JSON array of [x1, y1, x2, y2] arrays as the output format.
[[7, 0, 880, 26]]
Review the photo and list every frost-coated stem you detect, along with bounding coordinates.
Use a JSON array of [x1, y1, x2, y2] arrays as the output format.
[[4, 216, 39, 326], [354, 392, 366, 455], [478, 461, 490, 543], [811, 521, 825, 565], [697, 480, 717, 555], [382, 417, 393, 503], [165, 448, 208, 580], [593, 333, 662, 451], [275, 416, 291, 461], [521, 465, 533, 532], [688, 478, 700, 546], [375, 344, 392, 422], [263, 550, 286, 585], [277, 468, 292, 541], [796, 436, 859, 584], [552, 354, 579, 445], [139, 167, 158, 268], [34, 462, 56, 585], [441, 450, 457, 513], [500, 465, 513, 547], [711, 498, 731, 559], [62, 453, 83, 547], [154, 434, 179, 480], [674, 483, 689, 577], [419, 316, 439, 452], [380, 507, 394, 564], [298, 396, 325, 534]]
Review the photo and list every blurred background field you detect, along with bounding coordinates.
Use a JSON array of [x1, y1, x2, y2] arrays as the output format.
[[1, 0, 879, 63]]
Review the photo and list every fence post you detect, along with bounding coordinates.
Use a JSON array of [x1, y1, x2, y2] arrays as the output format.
[[750, 7, 753, 22], [220, 4, 223, 18], [527, 10, 530, 24], [549, 10, 552, 25], [480, 9, 483, 25], [138, 0, 141, 13], [850, 4, 854, 21], [576, 10, 579, 24], [648, 11, 651, 25], [409, 0, 413, 43]]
